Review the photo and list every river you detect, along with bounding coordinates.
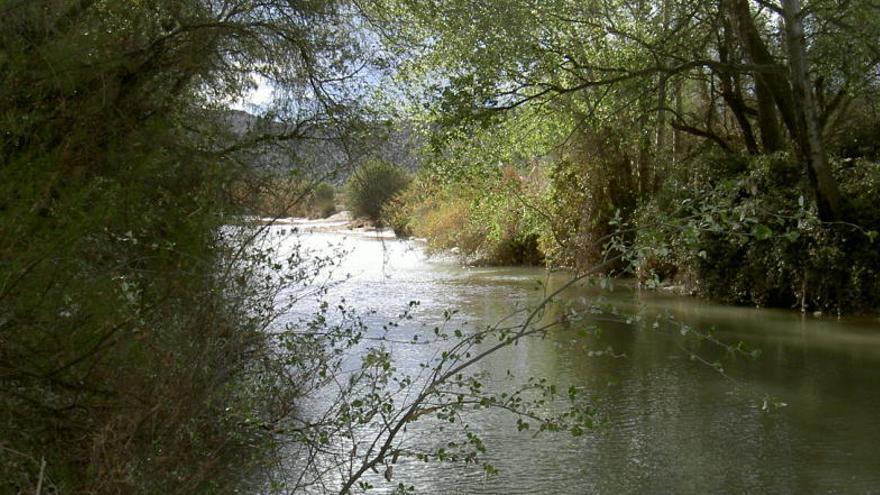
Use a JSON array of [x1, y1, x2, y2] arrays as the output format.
[[271, 222, 880, 494]]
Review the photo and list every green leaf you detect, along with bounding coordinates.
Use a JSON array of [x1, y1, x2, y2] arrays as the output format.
[[752, 224, 773, 240]]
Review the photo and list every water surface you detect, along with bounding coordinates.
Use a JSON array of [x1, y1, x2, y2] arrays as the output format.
[[274, 224, 880, 494]]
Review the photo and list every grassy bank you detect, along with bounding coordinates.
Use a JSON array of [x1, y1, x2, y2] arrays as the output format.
[[386, 149, 880, 314]]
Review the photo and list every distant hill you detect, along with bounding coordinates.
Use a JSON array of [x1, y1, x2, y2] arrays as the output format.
[[208, 109, 423, 182]]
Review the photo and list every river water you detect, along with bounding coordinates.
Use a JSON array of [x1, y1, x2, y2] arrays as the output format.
[[273, 223, 880, 494]]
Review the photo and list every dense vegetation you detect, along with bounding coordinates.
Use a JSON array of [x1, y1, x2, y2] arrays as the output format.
[[0, 2, 598, 493], [0, 0, 370, 491], [372, 0, 880, 313], [2, 0, 879, 493], [345, 160, 410, 223]]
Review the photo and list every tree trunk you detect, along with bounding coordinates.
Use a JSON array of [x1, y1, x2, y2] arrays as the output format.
[[719, 15, 760, 154], [754, 76, 783, 152], [653, 0, 672, 192], [656, 74, 668, 155], [672, 78, 682, 169], [655, 73, 668, 192], [637, 110, 652, 201], [781, 0, 843, 221], [726, 0, 798, 141]]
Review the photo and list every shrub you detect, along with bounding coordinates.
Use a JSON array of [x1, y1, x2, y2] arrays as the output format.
[[307, 182, 337, 218], [631, 153, 880, 313], [393, 179, 484, 251], [344, 160, 410, 223], [244, 177, 337, 219], [391, 172, 544, 265], [382, 190, 416, 237], [521, 131, 637, 272], [0, 4, 340, 491]]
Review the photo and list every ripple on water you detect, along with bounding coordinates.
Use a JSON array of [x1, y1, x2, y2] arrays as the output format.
[[268, 226, 880, 494]]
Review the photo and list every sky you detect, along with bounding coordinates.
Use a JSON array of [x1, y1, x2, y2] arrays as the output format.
[[229, 73, 276, 113]]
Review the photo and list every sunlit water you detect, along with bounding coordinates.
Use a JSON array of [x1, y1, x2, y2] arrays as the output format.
[[267, 222, 880, 494]]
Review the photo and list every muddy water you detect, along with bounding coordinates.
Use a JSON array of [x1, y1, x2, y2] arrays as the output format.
[[274, 225, 880, 494]]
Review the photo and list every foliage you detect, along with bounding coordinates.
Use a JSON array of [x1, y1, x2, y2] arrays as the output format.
[[0, 1, 632, 492], [309, 182, 339, 218], [345, 160, 411, 223], [0, 0, 373, 491], [387, 168, 545, 265], [4, 0, 880, 492], [630, 153, 880, 312], [373, 0, 880, 311], [249, 177, 338, 219], [533, 130, 639, 271], [381, 186, 418, 237]]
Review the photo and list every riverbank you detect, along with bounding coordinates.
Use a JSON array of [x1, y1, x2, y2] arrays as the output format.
[[260, 211, 396, 237], [380, 154, 880, 315], [280, 206, 880, 317]]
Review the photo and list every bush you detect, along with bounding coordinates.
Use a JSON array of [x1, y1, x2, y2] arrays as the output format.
[[244, 177, 337, 219], [0, 4, 336, 491], [390, 171, 544, 265], [382, 190, 416, 237], [387, 178, 483, 249], [307, 182, 337, 218], [631, 153, 880, 313], [497, 129, 637, 272], [344, 160, 410, 223]]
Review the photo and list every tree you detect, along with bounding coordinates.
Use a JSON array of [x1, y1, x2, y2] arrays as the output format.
[[0, 0, 380, 491], [367, 0, 880, 220], [345, 160, 411, 222], [780, 0, 842, 220]]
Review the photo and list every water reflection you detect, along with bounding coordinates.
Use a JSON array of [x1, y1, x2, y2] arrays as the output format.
[[270, 225, 880, 494]]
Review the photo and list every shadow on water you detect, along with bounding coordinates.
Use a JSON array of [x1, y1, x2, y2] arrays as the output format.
[[272, 224, 880, 494]]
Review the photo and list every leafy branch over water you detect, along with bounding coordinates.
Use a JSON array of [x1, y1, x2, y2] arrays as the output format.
[[259, 237, 769, 494]]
